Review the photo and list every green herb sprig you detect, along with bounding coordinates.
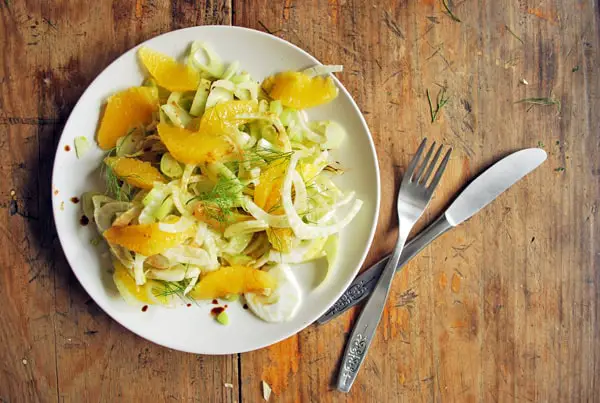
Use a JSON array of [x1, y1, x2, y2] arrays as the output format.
[[442, 0, 461, 23], [426, 87, 450, 123], [100, 129, 139, 201], [505, 25, 524, 44], [188, 176, 244, 223], [515, 97, 561, 112], [152, 279, 200, 307], [241, 147, 293, 167]]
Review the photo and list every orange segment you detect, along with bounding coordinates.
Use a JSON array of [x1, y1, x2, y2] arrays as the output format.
[[104, 223, 195, 256], [254, 159, 288, 211], [138, 46, 200, 92], [113, 260, 153, 304], [104, 156, 166, 190], [262, 71, 338, 109], [157, 123, 235, 165], [254, 158, 291, 253], [157, 101, 257, 165], [254, 161, 293, 251], [188, 265, 276, 300], [113, 260, 169, 305], [97, 86, 158, 150], [199, 100, 258, 135], [253, 158, 296, 251]]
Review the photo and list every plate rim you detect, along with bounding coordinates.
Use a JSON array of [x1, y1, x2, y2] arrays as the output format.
[[51, 25, 381, 354]]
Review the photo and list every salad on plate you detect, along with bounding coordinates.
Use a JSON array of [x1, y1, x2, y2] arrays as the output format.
[[81, 41, 363, 324]]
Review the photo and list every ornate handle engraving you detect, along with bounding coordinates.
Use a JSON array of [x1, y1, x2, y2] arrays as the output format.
[[339, 333, 368, 387], [319, 272, 381, 321]]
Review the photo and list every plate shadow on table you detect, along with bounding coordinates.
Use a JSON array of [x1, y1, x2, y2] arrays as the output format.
[[20, 69, 109, 322]]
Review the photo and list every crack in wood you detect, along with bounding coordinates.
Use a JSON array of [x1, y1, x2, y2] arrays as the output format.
[[0, 116, 63, 125]]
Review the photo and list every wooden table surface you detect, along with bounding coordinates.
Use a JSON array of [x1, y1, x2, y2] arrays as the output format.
[[1, 0, 599, 402]]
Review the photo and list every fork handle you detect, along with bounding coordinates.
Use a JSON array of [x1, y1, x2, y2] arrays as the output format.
[[317, 214, 452, 325], [337, 222, 411, 392]]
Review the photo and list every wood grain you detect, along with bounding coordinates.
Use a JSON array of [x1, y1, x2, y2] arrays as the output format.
[[235, 0, 600, 402], [1, 1, 238, 402], [1, 0, 599, 402]]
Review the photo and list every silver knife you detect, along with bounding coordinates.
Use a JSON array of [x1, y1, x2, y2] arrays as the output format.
[[316, 148, 547, 325]]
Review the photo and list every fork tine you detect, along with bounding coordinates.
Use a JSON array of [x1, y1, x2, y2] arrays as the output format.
[[427, 148, 452, 192], [414, 142, 436, 183], [403, 138, 427, 184], [420, 144, 444, 185]]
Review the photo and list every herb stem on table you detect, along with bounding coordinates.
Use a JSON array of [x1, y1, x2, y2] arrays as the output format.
[[505, 24, 524, 44], [515, 97, 561, 113], [426, 87, 450, 123], [441, 0, 461, 23]]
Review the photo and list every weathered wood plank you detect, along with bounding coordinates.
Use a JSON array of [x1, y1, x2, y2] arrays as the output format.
[[0, 1, 236, 402], [235, 0, 600, 402]]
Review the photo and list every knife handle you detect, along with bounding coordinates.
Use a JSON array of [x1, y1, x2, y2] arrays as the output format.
[[315, 214, 452, 325]]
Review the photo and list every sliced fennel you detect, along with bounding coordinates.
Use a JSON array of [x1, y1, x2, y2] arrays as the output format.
[[82, 191, 101, 220], [139, 184, 171, 224], [321, 234, 339, 286], [109, 243, 134, 269], [243, 197, 289, 228], [160, 153, 184, 178], [189, 78, 212, 116], [112, 206, 142, 227], [245, 264, 302, 323], [224, 220, 269, 238], [269, 100, 283, 116], [154, 196, 174, 220], [183, 269, 201, 295], [116, 130, 144, 156], [234, 81, 259, 101], [302, 64, 343, 77], [161, 103, 192, 128], [205, 80, 235, 109], [188, 41, 225, 78], [167, 91, 194, 111], [133, 253, 147, 285], [74, 136, 90, 158], [221, 60, 240, 80], [216, 232, 254, 255], [281, 153, 363, 240], [201, 228, 220, 270], [147, 264, 188, 282], [180, 164, 196, 190], [293, 110, 326, 143], [170, 185, 194, 217], [93, 198, 132, 233], [325, 190, 355, 219], [267, 237, 327, 264], [162, 245, 212, 267], [158, 216, 194, 233], [311, 121, 347, 150]]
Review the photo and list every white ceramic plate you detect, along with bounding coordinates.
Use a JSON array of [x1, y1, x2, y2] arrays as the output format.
[[52, 26, 380, 354]]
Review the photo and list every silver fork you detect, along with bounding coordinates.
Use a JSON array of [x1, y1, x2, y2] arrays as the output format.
[[337, 138, 451, 392]]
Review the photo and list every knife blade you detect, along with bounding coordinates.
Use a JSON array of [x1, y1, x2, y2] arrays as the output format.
[[316, 148, 547, 325]]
